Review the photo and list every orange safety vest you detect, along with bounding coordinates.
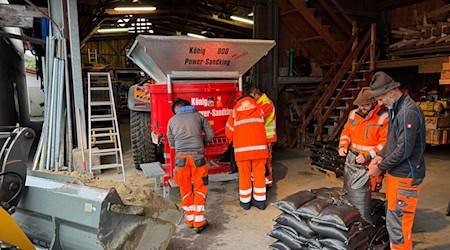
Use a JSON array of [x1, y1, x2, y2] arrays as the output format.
[[225, 97, 269, 161], [339, 105, 388, 159], [256, 93, 277, 143]]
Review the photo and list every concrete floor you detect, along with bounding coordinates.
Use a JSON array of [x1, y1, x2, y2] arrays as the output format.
[[114, 118, 450, 250]]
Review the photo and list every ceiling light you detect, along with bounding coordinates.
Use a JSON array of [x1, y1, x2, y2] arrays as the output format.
[[201, 31, 207, 34], [248, 12, 254, 17], [113, 7, 156, 12], [97, 28, 129, 34], [187, 33, 206, 39], [230, 16, 253, 25]]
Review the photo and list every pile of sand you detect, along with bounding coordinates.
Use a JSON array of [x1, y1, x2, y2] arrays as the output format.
[[37, 170, 178, 210]]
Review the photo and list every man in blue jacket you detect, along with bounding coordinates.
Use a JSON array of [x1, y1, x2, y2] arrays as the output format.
[[367, 72, 425, 250]]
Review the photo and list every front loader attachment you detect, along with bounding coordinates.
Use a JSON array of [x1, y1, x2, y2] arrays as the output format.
[[12, 172, 181, 250]]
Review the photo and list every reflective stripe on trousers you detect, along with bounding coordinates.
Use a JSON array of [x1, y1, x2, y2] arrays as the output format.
[[173, 156, 208, 228], [237, 159, 267, 205]]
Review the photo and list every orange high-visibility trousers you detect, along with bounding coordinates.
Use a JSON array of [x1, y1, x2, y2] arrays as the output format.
[[386, 174, 421, 250], [265, 150, 273, 187], [174, 156, 208, 228], [237, 159, 267, 208]]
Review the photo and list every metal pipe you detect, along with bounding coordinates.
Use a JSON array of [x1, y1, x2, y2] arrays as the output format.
[[62, 40, 73, 171], [54, 59, 65, 171], [32, 128, 45, 171], [47, 57, 60, 170]]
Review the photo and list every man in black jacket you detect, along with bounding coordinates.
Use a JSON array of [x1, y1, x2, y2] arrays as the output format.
[[367, 72, 425, 250]]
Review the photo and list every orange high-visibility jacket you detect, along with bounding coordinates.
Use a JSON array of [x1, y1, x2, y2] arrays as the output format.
[[226, 97, 269, 161], [257, 93, 277, 143], [339, 105, 388, 159]]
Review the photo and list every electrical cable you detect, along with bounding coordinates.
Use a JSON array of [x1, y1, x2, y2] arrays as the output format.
[[0, 171, 24, 205], [24, 0, 64, 38]]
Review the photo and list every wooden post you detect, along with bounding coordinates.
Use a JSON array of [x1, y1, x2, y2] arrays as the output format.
[[370, 23, 376, 71], [352, 21, 358, 71]]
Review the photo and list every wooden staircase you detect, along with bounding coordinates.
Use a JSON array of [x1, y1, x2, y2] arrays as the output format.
[[278, 0, 353, 64], [297, 24, 377, 146]]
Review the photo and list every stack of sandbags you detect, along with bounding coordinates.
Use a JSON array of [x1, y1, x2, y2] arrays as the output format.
[[268, 188, 389, 250], [309, 142, 345, 177]]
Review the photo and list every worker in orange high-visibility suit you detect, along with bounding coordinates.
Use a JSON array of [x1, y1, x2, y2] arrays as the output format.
[[226, 96, 269, 210], [167, 98, 215, 233], [339, 87, 388, 192], [249, 87, 277, 188], [368, 72, 426, 250]]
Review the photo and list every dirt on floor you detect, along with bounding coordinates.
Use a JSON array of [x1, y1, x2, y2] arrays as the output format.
[[37, 170, 178, 211]]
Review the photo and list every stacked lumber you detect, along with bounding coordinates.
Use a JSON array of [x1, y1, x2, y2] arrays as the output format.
[[440, 57, 450, 85]]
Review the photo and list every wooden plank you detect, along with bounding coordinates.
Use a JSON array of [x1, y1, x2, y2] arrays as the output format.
[[0, 16, 33, 28], [0, 30, 45, 45], [419, 64, 443, 73], [80, 26, 100, 48], [0, 4, 47, 17], [426, 4, 450, 18], [317, 0, 352, 37], [330, 0, 352, 25], [376, 55, 449, 69], [288, 0, 344, 56]]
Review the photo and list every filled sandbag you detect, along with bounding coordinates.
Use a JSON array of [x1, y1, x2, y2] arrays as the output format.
[[367, 224, 389, 247], [267, 228, 304, 249], [311, 204, 361, 231], [272, 191, 316, 215], [319, 231, 369, 250], [274, 213, 316, 238], [295, 198, 332, 219], [269, 241, 292, 250], [370, 199, 386, 226], [312, 187, 343, 203], [305, 238, 322, 250], [307, 220, 362, 242]]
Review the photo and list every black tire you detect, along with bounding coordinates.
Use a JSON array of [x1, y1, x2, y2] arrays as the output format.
[[446, 200, 450, 216], [130, 111, 157, 169]]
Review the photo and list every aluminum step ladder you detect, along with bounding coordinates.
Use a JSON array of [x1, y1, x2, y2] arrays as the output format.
[[87, 72, 125, 181]]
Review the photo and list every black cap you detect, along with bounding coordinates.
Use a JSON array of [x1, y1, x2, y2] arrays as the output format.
[[171, 98, 190, 114]]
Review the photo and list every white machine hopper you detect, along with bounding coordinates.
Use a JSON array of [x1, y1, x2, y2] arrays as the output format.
[[126, 35, 276, 83]]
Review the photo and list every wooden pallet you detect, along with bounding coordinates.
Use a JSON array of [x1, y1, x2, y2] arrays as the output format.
[[310, 165, 342, 181]]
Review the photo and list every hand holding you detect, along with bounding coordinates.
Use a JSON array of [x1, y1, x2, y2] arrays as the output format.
[[367, 164, 382, 178], [355, 154, 366, 164], [338, 147, 348, 157]]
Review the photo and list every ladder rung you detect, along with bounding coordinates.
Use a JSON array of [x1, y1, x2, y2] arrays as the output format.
[[331, 96, 353, 100], [91, 115, 115, 122], [91, 148, 120, 155], [91, 101, 112, 106], [91, 132, 117, 137], [347, 69, 370, 73], [91, 140, 115, 145], [324, 106, 348, 110], [91, 87, 110, 91], [91, 127, 114, 132], [91, 163, 122, 170], [336, 87, 359, 91], [341, 79, 365, 82]]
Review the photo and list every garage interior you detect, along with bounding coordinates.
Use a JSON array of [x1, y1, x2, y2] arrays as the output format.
[[1, 0, 450, 249]]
